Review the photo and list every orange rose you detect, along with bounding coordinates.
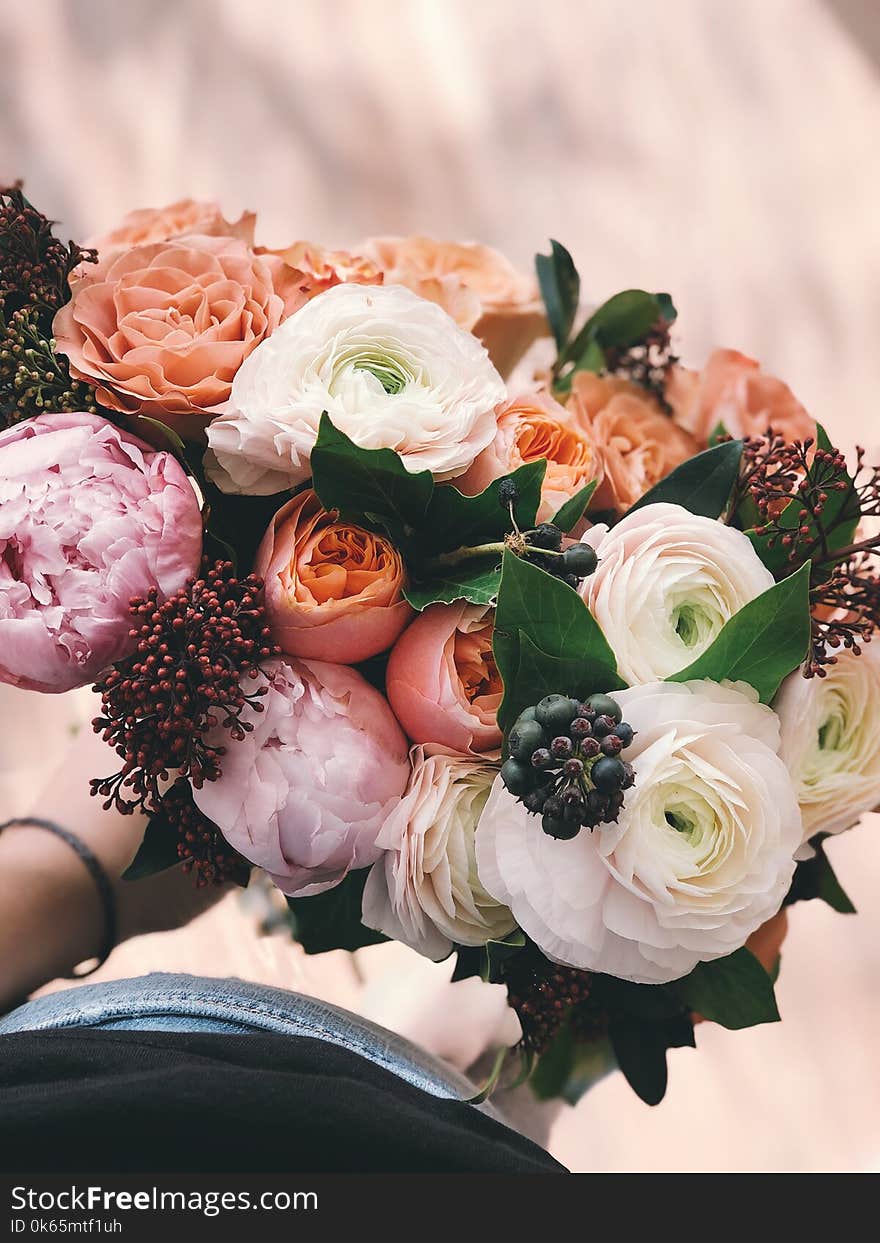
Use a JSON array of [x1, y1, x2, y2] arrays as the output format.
[[54, 234, 307, 438], [361, 235, 547, 378], [566, 371, 696, 512], [92, 198, 256, 253], [253, 490, 412, 664], [458, 391, 603, 523], [257, 240, 382, 298], [386, 602, 502, 754], [666, 349, 817, 446]]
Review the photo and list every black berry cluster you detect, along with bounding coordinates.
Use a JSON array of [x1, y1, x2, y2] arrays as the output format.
[[521, 522, 597, 588], [500, 693, 636, 839]]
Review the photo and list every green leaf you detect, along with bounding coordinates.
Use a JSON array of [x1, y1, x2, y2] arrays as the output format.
[[529, 1016, 577, 1100], [655, 292, 678, 325], [609, 1013, 695, 1106], [745, 423, 861, 579], [286, 869, 387, 954], [785, 833, 856, 914], [484, 929, 526, 982], [590, 974, 685, 1022], [708, 421, 729, 448], [417, 461, 546, 555], [562, 289, 672, 370], [536, 240, 580, 352], [670, 948, 780, 1029], [310, 413, 434, 534], [551, 479, 598, 533], [404, 555, 502, 610], [668, 561, 811, 702], [123, 813, 180, 881], [493, 550, 623, 732], [629, 439, 744, 518]]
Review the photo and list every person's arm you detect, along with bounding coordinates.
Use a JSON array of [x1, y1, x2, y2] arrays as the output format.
[[0, 727, 223, 1011]]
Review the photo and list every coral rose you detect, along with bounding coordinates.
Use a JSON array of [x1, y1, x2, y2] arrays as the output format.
[[666, 349, 816, 447], [457, 391, 602, 523], [92, 198, 256, 253], [361, 235, 547, 378], [53, 234, 308, 438], [363, 747, 515, 959], [386, 603, 502, 754], [566, 371, 696, 513], [257, 240, 382, 298], [190, 657, 410, 897], [0, 412, 202, 693], [253, 489, 412, 664]]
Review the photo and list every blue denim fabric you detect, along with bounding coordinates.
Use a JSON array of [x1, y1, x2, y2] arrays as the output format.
[[0, 973, 488, 1106]]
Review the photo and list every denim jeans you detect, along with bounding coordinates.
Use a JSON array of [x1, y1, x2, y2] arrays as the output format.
[[0, 973, 491, 1108]]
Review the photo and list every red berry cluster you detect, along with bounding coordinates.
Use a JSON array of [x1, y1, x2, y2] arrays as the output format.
[[502, 945, 596, 1055], [0, 182, 95, 317], [91, 561, 278, 816], [735, 432, 880, 677], [159, 778, 250, 888]]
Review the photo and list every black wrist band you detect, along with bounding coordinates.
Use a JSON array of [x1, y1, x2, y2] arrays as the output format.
[[0, 816, 117, 977]]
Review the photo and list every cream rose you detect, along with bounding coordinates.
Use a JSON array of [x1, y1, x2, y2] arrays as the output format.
[[580, 503, 775, 685], [362, 747, 516, 960], [476, 680, 801, 984], [776, 644, 880, 843], [204, 283, 506, 495]]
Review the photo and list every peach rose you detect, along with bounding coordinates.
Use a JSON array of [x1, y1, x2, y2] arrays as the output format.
[[361, 235, 547, 378], [566, 371, 696, 512], [386, 602, 502, 754], [257, 240, 382, 298], [92, 198, 256, 253], [458, 391, 603, 523], [253, 490, 412, 664], [54, 234, 307, 438], [666, 349, 817, 447]]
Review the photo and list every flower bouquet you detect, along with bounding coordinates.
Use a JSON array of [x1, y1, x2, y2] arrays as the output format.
[[2, 185, 879, 1106]]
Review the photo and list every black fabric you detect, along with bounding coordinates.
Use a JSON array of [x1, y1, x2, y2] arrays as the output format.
[[0, 1029, 565, 1173]]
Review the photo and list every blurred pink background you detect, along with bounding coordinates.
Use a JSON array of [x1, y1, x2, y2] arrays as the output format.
[[2, 0, 879, 1171]]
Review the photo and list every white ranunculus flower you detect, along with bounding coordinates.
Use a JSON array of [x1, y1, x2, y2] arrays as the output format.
[[580, 503, 775, 685], [362, 747, 516, 960], [476, 680, 801, 984], [204, 283, 506, 494], [776, 643, 880, 844]]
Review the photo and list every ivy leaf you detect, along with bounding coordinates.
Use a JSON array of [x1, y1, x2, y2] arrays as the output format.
[[745, 423, 861, 579], [629, 440, 744, 519], [123, 813, 181, 881], [536, 240, 580, 352], [785, 833, 856, 914], [668, 561, 811, 702], [608, 1013, 695, 1106], [484, 929, 526, 982], [310, 413, 433, 534], [669, 948, 780, 1029], [493, 551, 623, 733], [551, 479, 598, 533], [404, 555, 502, 610], [286, 869, 386, 954], [416, 460, 546, 555]]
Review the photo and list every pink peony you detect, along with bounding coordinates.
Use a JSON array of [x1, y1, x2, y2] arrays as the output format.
[[0, 412, 202, 693], [386, 603, 502, 754], [190, 657, 410, 897]]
